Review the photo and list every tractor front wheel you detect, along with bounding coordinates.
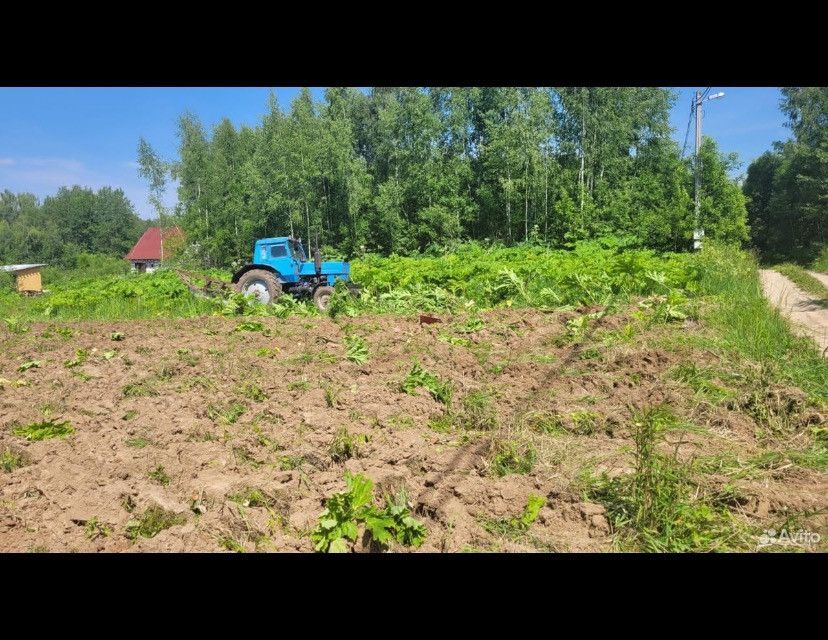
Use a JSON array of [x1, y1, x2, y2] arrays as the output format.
[[312, 285, 334, 312], [235, 269, 282, 305]]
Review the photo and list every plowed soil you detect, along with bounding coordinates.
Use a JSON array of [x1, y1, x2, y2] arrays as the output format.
[[1, 306, 825, 552]]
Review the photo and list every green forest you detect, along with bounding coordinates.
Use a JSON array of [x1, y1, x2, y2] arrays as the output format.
[[0, 186, 148, 267], [0, 87, 825, 269]]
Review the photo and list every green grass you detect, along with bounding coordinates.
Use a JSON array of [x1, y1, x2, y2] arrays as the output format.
[[569, 410, 601, 435], [697, 245, 828, 403], [772, 263, 828, 303], [0, 269, 218, 322], [227, 487, 274, 508], [580, 405, 748, 552], [237, 382, 267, 402], [521, 410, 566, 435], [329, 427, 365, 463], [810, 247, 828, 273], [219, 536, 245, 552], [147, 465, 171, 486], [126, 505, 186, 540], [13, 420, 74, 441], [457, 390, 497, 430], [274, 454, 305, 470], [668, 362, 733, 403], [126, 436, 150, 449], [1, 447, 28, 472], [122, 379, 160, 397], [84, 516, 111, 540], [479, 495, 546, 539], [207, 402, 246, 425], [400, 362, 453, 405], [427, 412, 454, 433], [344, 334, 369, 364], [287, 379, 311, 392], [489, 440, 536, 477]]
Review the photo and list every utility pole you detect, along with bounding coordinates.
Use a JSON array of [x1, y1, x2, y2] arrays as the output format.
[[692, 89, 725, 251], [694, 90, 702, 250]]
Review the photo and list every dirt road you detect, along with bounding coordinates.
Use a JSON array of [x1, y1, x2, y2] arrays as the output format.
[[807, 270, 828, 289], [759, 269, 828, 355]]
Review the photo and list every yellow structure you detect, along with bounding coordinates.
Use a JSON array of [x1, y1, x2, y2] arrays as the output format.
[[0, 264, 46, 294]]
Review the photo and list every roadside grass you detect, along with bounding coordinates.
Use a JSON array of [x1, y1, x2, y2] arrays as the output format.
[[697, 245, 828, 403], [771, 263, 828, 303], [811, 247, 828, 274], [667, 362, 733, 403]]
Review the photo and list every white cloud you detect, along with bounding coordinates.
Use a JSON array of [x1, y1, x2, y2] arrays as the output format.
[[0, 156, 177, 220]]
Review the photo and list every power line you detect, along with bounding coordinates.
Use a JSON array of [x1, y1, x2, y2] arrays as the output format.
[[681, 88, 711, 158]]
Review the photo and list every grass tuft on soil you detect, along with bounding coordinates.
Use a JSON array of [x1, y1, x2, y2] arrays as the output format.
[[13, 420, 74, 441], [126, 505, 186, 540]]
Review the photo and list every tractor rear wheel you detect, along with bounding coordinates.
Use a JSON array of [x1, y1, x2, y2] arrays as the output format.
[[235, 269, 282, 304], [312, 285, 334, 312]]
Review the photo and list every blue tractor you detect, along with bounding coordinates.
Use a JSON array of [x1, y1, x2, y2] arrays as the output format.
[[231, 237, 352, 311]]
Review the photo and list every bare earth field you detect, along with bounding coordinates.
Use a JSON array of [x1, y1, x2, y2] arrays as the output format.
[[1, 306, 825, 552]]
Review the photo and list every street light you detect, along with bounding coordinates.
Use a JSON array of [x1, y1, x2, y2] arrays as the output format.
[[693, 89, 725, 250]]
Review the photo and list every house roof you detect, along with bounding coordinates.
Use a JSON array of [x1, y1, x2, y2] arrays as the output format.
[[125, 227, 183, 261], [0, 264, 47, 272]]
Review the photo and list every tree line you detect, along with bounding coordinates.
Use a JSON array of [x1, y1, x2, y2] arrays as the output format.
[[0, 186, 147, 267], [743, 87, 827, 265], [138, 87, 749, 267], [7, 88, 816, 273]]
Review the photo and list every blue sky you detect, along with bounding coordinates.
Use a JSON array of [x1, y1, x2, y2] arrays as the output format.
[[0, 87, 790, 219]]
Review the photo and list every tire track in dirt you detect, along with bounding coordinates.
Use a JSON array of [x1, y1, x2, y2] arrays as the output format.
[[759, 269, 828, 355]]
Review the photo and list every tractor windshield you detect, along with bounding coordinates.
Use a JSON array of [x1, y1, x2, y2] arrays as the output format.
[[289, 239, 306, 261]]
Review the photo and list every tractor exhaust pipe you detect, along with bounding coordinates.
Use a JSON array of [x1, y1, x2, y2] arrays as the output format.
[[313, 233, 322, 277]]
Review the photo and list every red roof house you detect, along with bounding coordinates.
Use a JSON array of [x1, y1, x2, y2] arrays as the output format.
[[125, 226, 183, 272]]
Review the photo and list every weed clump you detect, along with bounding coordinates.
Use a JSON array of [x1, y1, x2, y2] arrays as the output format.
[[126, 505, 186, 540], [13, 420, 74, 441], [329, 427, 366, 463], [458, 390, 497, 430], [400, 361, 452, 405], [489, 440, 536, 477], [227, 487, 274, 508], [580, 405, 747, 552], [311, 472, 426, 552], [344, 334, 369, 364], [122, 379, 159, 397], [147, 465, 171, 486], [480, 495, 546, 539], [1, 447, 28, 472]]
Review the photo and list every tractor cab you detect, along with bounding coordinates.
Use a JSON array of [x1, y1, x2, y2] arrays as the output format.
[[231, 236, 353, 311]]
